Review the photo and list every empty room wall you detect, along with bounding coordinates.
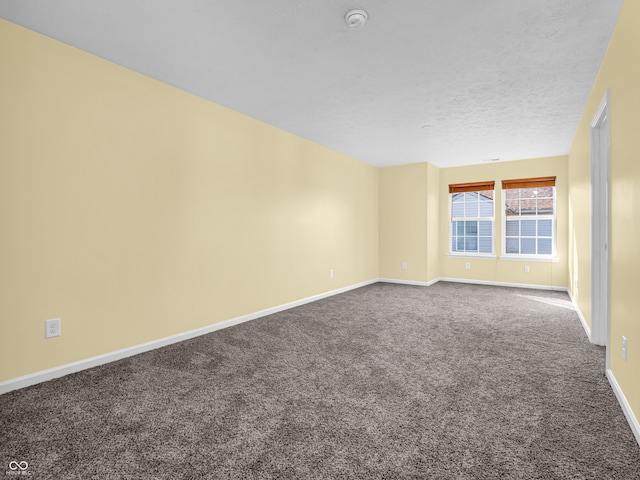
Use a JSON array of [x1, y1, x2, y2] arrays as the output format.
[[378, 162, 440, 283], [439, 156, 569, 288], [0, 20, 379, 383], [378, 157, 568, 290], [568, 0, 640, 429]]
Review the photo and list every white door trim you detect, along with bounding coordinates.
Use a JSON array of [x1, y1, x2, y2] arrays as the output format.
[[590, 90, 610, 360]]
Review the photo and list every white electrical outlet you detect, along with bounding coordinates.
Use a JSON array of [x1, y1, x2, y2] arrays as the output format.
[[465, 262, 471, 270], [329, 269, 334, 279], [622, 336, 627, 360], [402, 262, 407, 270], [45, 318, 61, 338], [524, 265, 530, 273]]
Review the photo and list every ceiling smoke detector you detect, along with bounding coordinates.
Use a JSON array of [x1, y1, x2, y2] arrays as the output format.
[[345, 9, 368, 28]]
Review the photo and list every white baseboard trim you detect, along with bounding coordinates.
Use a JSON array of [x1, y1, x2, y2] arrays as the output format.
[[377, 277, 440, 287], [379, 276, 568, 292], [566, 289, 591, 341], [606, 369, 640, 447], [439, 277, 568, 292], [0, 278, 378, 395]]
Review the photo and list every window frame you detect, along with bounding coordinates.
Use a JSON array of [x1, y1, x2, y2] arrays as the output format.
[[448, 181, 496, 257], [501, 177, 557, 260]]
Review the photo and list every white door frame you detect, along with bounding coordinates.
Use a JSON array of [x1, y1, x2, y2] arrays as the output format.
[[590, 89, 610, 360]]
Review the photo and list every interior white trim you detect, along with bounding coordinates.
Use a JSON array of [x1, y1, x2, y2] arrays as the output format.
[[606, 369, 640, 447], [591, 89, 610, 128], [590, 88, 610, 350], [0, 278, 378, 395], [446, 253, 497, 260], [567, 289, 591, 340], [439, 277, 568, 292], [378, 277, 440, 287], [498, 255, 560, 263]]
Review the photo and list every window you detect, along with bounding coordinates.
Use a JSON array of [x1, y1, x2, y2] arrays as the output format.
[[450, 181, 495, 254], [502, 176, 556, 257]]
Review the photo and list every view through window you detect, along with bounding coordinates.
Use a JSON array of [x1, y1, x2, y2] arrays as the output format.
[[450, 181, 495, 254], [502, 177, 556, 256]]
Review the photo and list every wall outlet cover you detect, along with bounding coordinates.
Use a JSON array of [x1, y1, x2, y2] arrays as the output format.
[[45, 318, 61, 338]]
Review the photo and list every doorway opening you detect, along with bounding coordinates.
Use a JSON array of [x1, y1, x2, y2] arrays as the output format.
[[590, 90, 610, 365]]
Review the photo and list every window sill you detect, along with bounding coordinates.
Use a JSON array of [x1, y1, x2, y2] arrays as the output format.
[[447, 253, 497, 260], [499, 255, 559, 263]]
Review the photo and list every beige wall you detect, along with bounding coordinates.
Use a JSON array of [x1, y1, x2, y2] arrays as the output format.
[[426, 163, 441, 279], [568, 0, 640, 424], [0, 20, 379, 382], [378, 163, 440, 283], [378, 156, 568, 289], [439, 156, 569, 288]]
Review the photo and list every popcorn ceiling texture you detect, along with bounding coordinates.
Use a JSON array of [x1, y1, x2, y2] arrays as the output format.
[[0, 1, 623, 167]]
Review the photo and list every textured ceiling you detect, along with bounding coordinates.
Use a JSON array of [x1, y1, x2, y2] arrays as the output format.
[[0, 1, 624, 168]]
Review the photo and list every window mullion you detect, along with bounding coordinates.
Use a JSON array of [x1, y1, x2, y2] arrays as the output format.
[[503, 185, 556, 257]]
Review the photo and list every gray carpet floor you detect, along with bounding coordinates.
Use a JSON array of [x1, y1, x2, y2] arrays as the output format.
[[1, 282, 639, 479]]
